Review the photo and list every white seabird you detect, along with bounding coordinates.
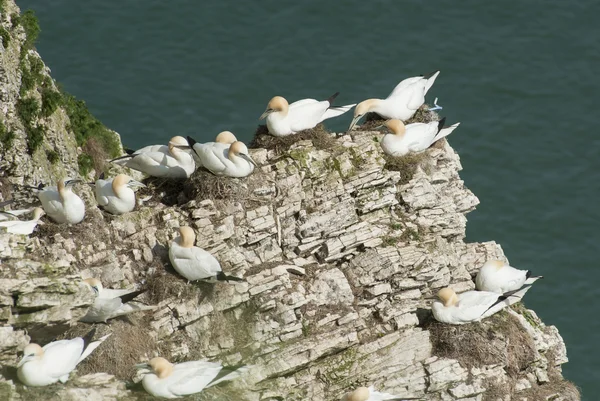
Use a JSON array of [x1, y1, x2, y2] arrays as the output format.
[[80, 278, 156, 323], [475, 260, 542, 294], [93, 173, 146, 215], [0, 207, 45, 235], [186, 131, 237, 169], [341, 386, 420, 400], [37, 179, 85, 224], [379, 118, 460, 157], [186, 138, 256, 178], [431, 286, 532, 325], [259, 93, 356, 137], [349, 71, 441, 130], [169, 226, 243, 282], [135, 357, 249, 399], [111, 136, 195, 178], [17, 328, 111, 386]]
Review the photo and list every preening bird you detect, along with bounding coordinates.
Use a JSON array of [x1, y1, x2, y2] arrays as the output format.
[[169, 226, 243, 282], [80, 278, 156, 323], [431, 286, 532, 325], [379, 118, 460, 157], [135, 357, 249, 399], [190, 131, 238, 169], [475, 260, 542, 294], [187, 137, 256, 178], [17, 328, 110, 386], [37, 179, 85, 224], [0, 207, 45, 235], [93, 173, 146, 215], [349, 71, 440, 130], [110, 136, 195, 178], [259, 93, 355, 136]]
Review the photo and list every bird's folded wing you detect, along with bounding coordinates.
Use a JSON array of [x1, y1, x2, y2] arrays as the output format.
[[169, 365, 221, 396]]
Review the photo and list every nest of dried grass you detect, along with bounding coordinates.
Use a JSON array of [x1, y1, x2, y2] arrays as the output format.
[[425, 309, 536, 378], [383, 153, 429, 185], [351, 104, 439, 133], [138, 176, 188, 206], [249, 123, 337, 154], [184, 169, 250, 203], [83, 137, 108, 179], [145, 268, 198, 305]]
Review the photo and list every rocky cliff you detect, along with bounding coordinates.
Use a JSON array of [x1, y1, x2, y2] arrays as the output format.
[[0, 2, 580, 401]]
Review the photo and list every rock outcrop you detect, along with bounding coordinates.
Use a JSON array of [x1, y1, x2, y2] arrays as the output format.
[[0, 2, 579, 400]]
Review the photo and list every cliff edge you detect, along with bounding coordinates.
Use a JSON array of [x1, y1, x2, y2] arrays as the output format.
[[0, 2, 579, 400]]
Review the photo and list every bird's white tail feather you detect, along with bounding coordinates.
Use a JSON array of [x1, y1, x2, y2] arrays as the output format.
[[114, 303, 157, 318], [433, 122, 460, 142], [321, 104, 356, 122], [77, 334, 111, 365], [206, 365, 251, 388], [524, 276, 543, 285], [425, 71, 441, 94]]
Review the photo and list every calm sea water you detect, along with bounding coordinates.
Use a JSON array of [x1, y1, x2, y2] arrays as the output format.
[[19, 0, 599, 396]]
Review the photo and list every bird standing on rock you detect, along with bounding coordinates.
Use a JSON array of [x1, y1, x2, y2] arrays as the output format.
[[259, 92, 355, 136], [17, 328, 111, 386], [110, 136, 195, 178], [475, 260, 542, 294], [379, 118, 460, 157], [93, 173, 146, 215], [349, 71, 441, 130], [37, 178, 85, 224], [169, 226, 243, 282]]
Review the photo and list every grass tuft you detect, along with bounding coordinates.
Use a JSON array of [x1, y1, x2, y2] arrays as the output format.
[[383, 153, 428, 185], [46, 150, 59, 164], [0, 26, 9, 48], [20, 10, 39, 52], [0, 120, 16, 148], [249, 123, 337, 154], [41, 88, 62, 117]]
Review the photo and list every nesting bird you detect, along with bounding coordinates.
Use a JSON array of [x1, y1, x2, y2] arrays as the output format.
[[431, 286, 531, 325], [476, 260, 542, 294], [0, 207, 45, 235], [259, 93, 355, 136], [37, 179, 85, 224], [341, 386, 416, 400], [190, 131, 238, 169], [111, 136, 196, 178], [349, 71, 440, 130], [93, 173, 146, 215], [17, 328, 110, 386], [169, 226, 242, 282], [80, 278, 155, 323], [135, 357, 249, 399], [379, 118, 460, 157], [187, 137, 256, 178]]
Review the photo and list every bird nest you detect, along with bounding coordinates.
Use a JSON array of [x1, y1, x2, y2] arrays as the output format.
[[352, 104, 440, 132], [249, 123, 337, 154]]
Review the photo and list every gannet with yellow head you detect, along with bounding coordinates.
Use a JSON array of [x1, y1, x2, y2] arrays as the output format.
[[378, 117, 460, 157], [259, 92, 355, 137], [475, 260, 542, 294], [0, 207, 45, 235], [37, 178, 85, 224], [93, 173, 146, 215], [185, 131, 237, 170], [431, 285, 533, 325], [186, 136, 256, 178], [169, 226, 243, 282], [110, 136, 196, 178], [349, 71, 440, 131], [17, 328, 111, 386], [135, 356, 249, 399]]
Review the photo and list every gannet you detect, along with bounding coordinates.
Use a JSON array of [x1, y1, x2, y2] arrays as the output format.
[[93, 173, 146, 215], [379, 118, 460, 157], [111, 136, 195, 178], [17, 328, 111, 387], [259, 93, 356, 137], [0, 207, 45, 235], [341, 386, 419, 400], [186, 137, 256, 178], [349, 71, 440, 130], [0, 201, 34, 222], [475, 260, 543, 294], [37, 179, 85, 224], [431, 286, 532, 325], [80, 278, 156, 323], [169, 226, 243, 282], [186, 131, 237, 169], [135, 357, 249, 399]]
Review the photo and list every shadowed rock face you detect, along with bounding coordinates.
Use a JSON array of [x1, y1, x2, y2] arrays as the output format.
[[0, 2, 579, 401]]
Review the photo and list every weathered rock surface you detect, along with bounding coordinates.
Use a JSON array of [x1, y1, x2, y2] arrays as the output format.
[[0, 1, 579, 400]]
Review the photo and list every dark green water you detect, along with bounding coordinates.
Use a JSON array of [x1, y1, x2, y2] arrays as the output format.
[[19, 0, 599, 396]]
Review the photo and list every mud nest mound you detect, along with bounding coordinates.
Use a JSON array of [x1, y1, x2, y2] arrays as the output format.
[[425, 309, 536, 378], [249, 123, 337, 154]]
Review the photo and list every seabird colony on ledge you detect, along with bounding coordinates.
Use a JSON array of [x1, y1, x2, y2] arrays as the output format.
[[2, 70, 542, 399]]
